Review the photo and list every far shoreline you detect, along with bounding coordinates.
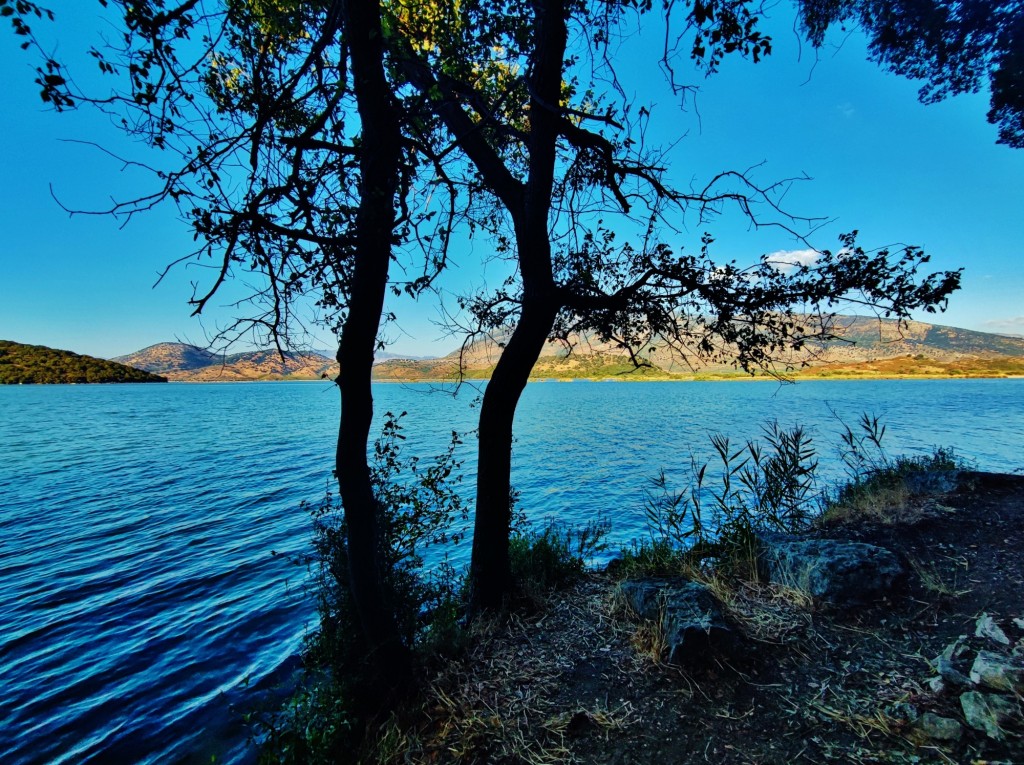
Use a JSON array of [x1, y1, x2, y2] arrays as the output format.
[[140, 373, 1024, 384]]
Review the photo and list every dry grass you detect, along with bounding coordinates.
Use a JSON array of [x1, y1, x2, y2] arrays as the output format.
[[819, 481, 913, 525], [361, 579, 635, 765], [680, 566, 814, 646], [610, 565, 815, 669], [808, 700, 900, 739], [908, 555, 972, 600], [715, 579, 814, 644], [626, 615, 671, 666]]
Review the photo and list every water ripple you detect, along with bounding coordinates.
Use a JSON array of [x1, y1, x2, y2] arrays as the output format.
[[1, 379, 1022, 762]]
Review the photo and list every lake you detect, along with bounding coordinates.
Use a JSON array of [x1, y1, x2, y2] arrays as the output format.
[[1, 379, 1022, 763]]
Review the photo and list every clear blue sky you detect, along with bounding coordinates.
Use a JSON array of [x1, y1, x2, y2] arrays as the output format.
[[1, 3, 1022, 359]]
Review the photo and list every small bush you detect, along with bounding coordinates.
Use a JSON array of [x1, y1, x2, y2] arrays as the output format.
[[255, 413, 471, 762], [820, 414, 965, 524], [509, 516, 610, 604]]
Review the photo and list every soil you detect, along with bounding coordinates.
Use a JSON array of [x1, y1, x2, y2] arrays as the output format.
[[407, 472, 1024, 764]]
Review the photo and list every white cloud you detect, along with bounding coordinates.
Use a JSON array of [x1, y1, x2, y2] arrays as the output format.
[[982, 316, 1024, 335], [765, 248, 820, 274]]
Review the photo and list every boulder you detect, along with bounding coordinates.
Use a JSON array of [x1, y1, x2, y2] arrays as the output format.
[[970, 650, 1024, 694], [756, 533, 906, 605], [617, 579, 735, 665], [960, 691, 1018, 740], [915, 712, 963, 742]]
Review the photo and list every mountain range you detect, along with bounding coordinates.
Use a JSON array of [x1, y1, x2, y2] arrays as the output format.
[[111, 317, 1024, 382]]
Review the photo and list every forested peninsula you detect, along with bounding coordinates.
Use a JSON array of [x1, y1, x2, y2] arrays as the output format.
[[0, 341, 167, 384]]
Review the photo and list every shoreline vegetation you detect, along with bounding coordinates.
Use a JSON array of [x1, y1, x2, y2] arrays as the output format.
[[428, 357, 1024, 383], [82, 357, 1024, 383], [251, 420, 1024, 764]]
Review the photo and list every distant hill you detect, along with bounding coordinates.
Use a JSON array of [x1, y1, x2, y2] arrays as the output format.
[[0, 341, 167, 384], [114, 317, 1024, 382], [370, 316, 1024, 381], [115, 343, 437, 381], [112, 342, 220, 375], [113, 343, 336, 381]]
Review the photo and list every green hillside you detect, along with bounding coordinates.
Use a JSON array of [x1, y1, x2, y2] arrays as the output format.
[[0, 341, 167, 384]]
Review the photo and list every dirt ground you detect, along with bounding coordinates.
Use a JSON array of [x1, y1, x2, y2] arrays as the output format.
[[403, 472, 1024, 764]]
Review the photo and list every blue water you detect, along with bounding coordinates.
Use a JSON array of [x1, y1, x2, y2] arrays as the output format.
[[1, 379, 1022, 763]]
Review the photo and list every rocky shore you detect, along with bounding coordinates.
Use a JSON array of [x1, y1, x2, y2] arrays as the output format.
[[391, 471, 1024, 764]]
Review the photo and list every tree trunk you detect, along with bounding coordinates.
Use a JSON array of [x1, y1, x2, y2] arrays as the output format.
[[468, 0, 568, 614], [470, 293, 559, 612], [334, 0, 412, 696]]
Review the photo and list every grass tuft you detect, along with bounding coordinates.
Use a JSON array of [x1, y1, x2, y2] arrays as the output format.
[[509, 516, 610, 606]]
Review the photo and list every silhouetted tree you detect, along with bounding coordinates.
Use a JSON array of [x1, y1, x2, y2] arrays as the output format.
[[9, 0, 473, 695], [796, 0, 1023, 147], [387, 0, 961, 611], [8, 0, 974, 620]]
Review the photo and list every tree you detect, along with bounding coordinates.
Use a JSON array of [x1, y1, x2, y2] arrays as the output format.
[[385, 0, 961, 611], [795, 0, 1024, 148], [8, 0, 473, 695], [335, 0, 416, 695]]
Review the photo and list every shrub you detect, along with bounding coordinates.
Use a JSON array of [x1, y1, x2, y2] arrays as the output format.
[[255, 413, 471, 762], [509, 516, 610, 605], [633, 421, 819, 578], [628, 415, 964, 579], [820, 413, 965, 524]]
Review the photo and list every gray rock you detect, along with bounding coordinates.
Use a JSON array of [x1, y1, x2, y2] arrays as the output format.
[[927, 675, 947, 694], [970, 650, 1024, 693], [934, 656, 971, 687], [975, 613, 1011, 645], [960, 691, 1018, 740], [756, 533, 906, 605], [617, 578, 734, 665], [916, 712, 963, 742], [938, 636, 969, 662]]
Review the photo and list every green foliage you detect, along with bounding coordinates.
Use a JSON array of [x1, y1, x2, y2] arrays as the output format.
[[509, 516, 610, 604], [256, 413, 470, 762], [0, 340, 166, 384], [628, 415, 963, 579], [638, 422, 819, 576], [311, 412, 470, 668], [797, 0, 1024, 148], [614, 538, 693, 578], [253, 675, 352, 765], [821, 413, 966, 523]]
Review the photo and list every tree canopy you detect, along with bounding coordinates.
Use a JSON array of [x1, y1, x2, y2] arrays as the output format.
[[0, 340, 167, 384], [797, 0, 1024, 148]]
